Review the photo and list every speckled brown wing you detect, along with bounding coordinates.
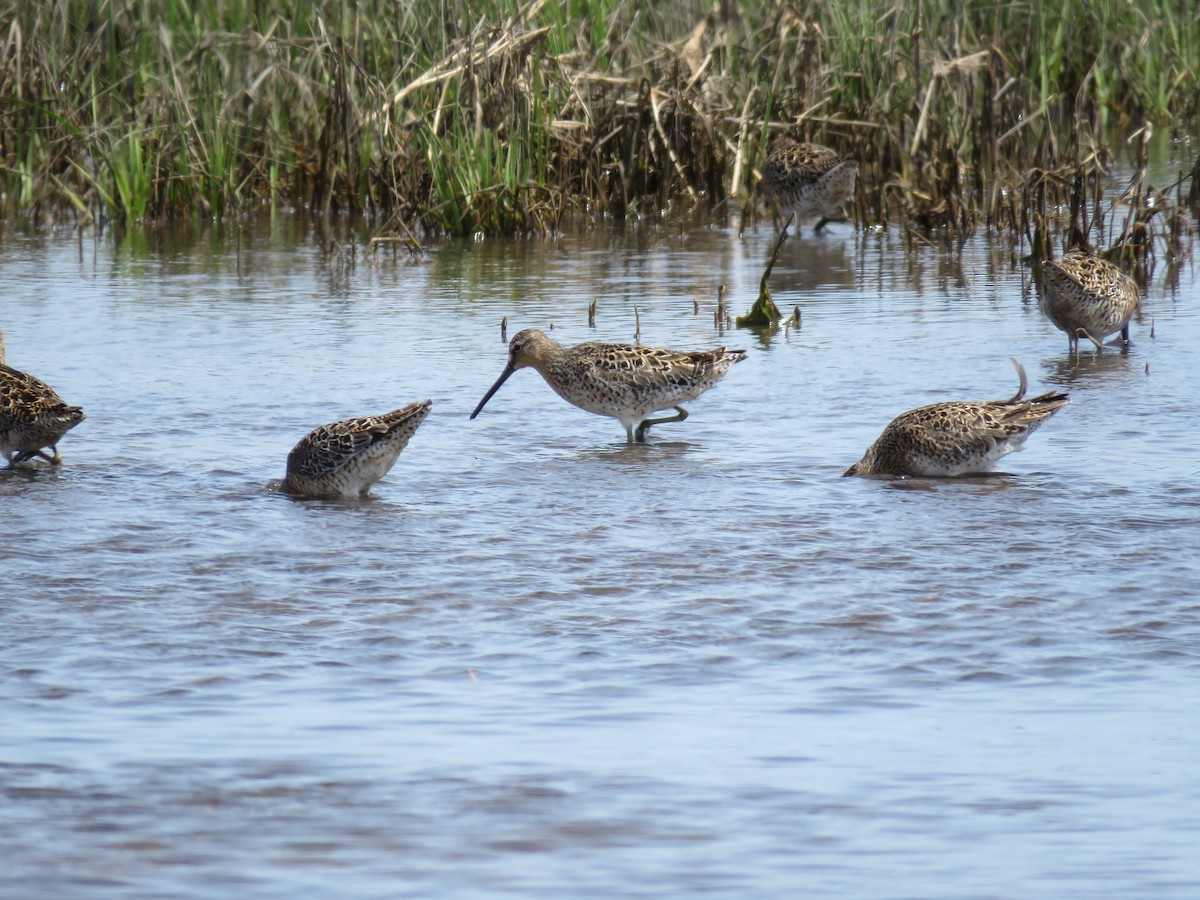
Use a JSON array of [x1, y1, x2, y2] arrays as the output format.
[[569, 342, 747, 402], [762, 140, 845, 187], [287, 417, 391, 480], [1061, 252, 1138, 297], [873, 402, 1029, 473]]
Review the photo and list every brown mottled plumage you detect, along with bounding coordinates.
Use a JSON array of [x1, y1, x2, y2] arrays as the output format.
[[1040, 250, 1140, 353], [0, 332, 86, 467], [281, 400, 432, 499], [844, 360, 1069, 477], [759, 138, 858, 232], [470, 328, 747, 443]]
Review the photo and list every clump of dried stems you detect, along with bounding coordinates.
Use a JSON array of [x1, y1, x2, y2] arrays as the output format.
[[0, 0, 1195, 268]]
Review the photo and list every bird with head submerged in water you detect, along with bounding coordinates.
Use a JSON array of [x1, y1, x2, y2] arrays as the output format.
[[0, 329, 86, 468], [1039, 249, 1140, 354], [470, 328, 747, 443], [280, 400, 432, 499], [844, 360, 1069, 477]]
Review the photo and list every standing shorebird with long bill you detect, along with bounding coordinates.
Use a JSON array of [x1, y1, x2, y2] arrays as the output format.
[[844, 360, 1069, 477], [470, 328, 747, 443]]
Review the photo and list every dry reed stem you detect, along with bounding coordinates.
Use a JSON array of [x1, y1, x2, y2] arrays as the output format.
[[648, 90, 697, 202], [729, 87, 757, 199], [910, 50, 989, 155], [371, 25, 552, 124]]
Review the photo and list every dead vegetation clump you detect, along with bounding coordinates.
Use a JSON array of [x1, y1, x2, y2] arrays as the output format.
[[0, 0, 1194, 265]]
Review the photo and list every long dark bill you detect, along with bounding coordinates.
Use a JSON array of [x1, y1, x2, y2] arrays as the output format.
[[469, 364, 516, 419]]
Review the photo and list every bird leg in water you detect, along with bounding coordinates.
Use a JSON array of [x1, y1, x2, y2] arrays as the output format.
[[11, 448, 59, 466], [1077, 327, 1106, 352], [635, 406, 689, 442]]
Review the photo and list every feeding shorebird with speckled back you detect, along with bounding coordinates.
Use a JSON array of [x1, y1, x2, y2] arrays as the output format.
[[470, 328, 747, 443], [844, 360, 1069, 477], [1040, 250, 1140, 354], [0, 330, 86, 468], [759, 138, 858, 233], [280, 400, 432, 499]]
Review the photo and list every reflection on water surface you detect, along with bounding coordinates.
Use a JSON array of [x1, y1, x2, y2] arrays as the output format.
[[3, 212, 1200, 896]]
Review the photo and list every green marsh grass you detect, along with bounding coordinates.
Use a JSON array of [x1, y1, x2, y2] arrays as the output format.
[[0, 0, 1196, 263]]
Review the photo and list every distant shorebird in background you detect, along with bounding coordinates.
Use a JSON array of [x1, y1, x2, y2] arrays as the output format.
[[281, 400, 432, 499], [0, 330, 86, 468], [1040, 250, 1140, 354], [844, 360, 1069, 477], [471, 328, 747, 443], [759, 138, 858, 233]]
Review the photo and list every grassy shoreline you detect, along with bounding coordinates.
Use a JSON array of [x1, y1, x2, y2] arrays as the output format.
[[1, 0, 1197, 258]]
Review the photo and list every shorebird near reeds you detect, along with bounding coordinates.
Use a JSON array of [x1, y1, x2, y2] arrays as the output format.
[[1039, 250, 1140, 354], [280, 400, 432, 499], [843, 360, 1069, 477], [0, 331, 86, 468], [470, 328, 747, 443], [759, 138, 858, 233]]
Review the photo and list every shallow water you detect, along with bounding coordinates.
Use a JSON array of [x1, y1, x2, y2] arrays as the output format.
[[3, 210, 1200, 897]]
